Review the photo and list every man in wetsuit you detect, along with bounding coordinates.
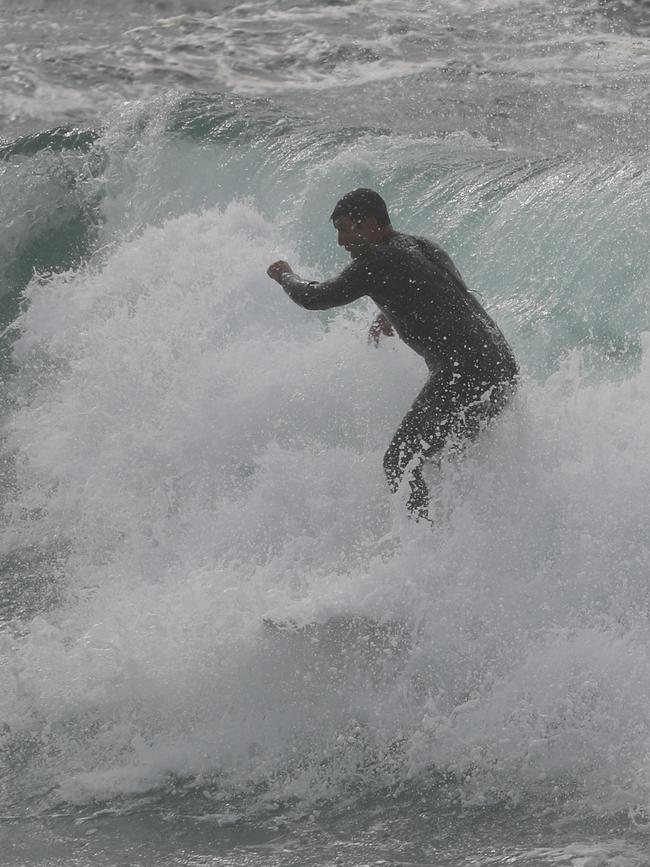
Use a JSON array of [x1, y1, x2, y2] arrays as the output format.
[[267, 188, 518, 519]]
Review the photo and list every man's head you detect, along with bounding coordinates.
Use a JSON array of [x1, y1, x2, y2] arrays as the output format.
[[330, 188, 393, 258]]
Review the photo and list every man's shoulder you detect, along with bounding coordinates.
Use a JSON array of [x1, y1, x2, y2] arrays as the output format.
[[390, 232, 445, 255], [384, 233, 467, 289], [379, 231, 444, 258], [353, 233, 450, 275]]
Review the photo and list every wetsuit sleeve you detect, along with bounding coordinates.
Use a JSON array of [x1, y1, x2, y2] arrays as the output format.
[[279, 260, 373, 311]]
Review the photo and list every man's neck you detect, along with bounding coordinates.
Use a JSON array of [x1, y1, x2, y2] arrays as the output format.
[[375, 225, 396, 244]]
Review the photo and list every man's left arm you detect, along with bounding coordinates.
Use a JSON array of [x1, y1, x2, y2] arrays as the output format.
[[267, 260, 369, 311]]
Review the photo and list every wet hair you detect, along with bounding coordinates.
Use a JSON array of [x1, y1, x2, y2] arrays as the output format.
[[330, 188, 391, 227]]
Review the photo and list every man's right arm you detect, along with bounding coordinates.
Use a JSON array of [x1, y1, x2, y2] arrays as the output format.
[[368, 311, 395, 344]]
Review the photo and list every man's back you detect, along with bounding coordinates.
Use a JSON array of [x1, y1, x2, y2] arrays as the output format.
[[282, 231, 517, 389], [367, 233, 517, 386]]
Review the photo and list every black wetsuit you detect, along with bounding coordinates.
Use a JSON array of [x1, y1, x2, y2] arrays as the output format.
[[280, 232, 518, 515]]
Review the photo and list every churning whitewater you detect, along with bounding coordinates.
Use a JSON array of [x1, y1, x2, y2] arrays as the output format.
[[2, 134, 650, 818], [0, 0, 649, 864]]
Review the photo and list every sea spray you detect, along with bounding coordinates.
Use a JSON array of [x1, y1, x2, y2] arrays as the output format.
[[1, 186, 650, 817]]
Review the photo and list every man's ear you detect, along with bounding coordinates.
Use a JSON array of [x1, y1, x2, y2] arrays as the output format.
[[359, 215, 380, 236]]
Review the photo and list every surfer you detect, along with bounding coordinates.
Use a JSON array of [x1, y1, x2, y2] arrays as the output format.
[[267, 188, 518, 519]]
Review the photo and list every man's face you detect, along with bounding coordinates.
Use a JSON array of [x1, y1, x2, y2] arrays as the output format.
[[333, 215, 378, 259]]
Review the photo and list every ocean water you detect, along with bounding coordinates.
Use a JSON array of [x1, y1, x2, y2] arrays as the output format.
[[0, 0, 649, 864]]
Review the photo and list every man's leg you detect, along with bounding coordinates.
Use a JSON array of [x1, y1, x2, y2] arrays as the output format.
[[383, 375, 453, 518], [383, 375, 516, 518]]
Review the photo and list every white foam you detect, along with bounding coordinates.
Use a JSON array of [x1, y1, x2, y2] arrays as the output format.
[[3, 200, 650, 817]]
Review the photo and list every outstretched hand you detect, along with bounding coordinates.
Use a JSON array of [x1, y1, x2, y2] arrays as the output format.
[[267, 260, 294, 283], [368, 312, 394, 345]]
